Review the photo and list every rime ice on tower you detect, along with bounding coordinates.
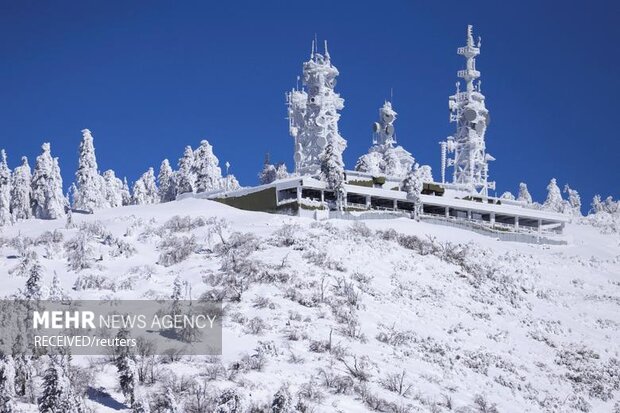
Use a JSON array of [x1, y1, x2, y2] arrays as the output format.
[[355, 101, 414, 178], [440, 25, 495, 196], [287, 40, 346, 176]]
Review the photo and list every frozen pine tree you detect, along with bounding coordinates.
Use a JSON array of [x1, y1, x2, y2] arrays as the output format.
[[132, 396, 151, 413], [259, 163, 277, 185], [0, 150, 11, 226], [102, 170, 124, 208], [157, 387, 179, 413], [564, 184, 582, 216], [74, 129, 106, 213], [193, 140, 222, 193], [517, 182, 532, 204], [38, 357, 84, 413], [157, 159, 176, 203], [402, 164, 423, 220], [275, 163, 289, 180], [0, 355, 16, 402], [132, 168, 158, 205], [115, 329, 138, 405], [176, 146, 195, 194], [22, 251, 43, 302], [121, 177, 132, 206], [320, 143, 346, 211], [500, 191, 515, 200], [418, 165, 434, 183], [10, 156, 32, 221], [543, 178, 564, 213], [222, 174, 240, 191], [31, 143, 65, 220]]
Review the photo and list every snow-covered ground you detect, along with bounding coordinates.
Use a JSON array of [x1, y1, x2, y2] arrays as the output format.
[[1, 197, 618, 412]]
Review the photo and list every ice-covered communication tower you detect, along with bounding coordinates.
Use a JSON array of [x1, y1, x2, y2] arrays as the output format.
[[440, 25, 495, 195], [287, 40, 346, 176]]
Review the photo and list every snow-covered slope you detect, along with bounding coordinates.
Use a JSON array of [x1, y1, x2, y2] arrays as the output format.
[[1, 198, 618, 412]]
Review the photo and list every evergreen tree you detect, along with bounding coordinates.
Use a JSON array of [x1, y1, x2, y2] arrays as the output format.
[[103, 170, 124, 208], [158, 387, 179, 413], [402, 164, 423, 220], [501, 191, 515, 200], [23, 251, 43, 302], [193, 140, 222, 193], [275, 163, 289, 181], [132, 168, 157, 205], [258, 163, 277, 185], [517, 182, 533, 204], [0, 355, 16, 411], [0, 150, 11, 226], [31, 143, 65, 220], [115, 329, 137, 405], [38, 357, 84, 413], [543, 178, 563, 213], [591, 194, 604, 214], [132, 179, 147, 206], [157, 159, 176, 203], [121, 177, 132, 206], [320, 143, 346, 211], [74, 129, 105, 213], [132, 396, 150, 413], [418, 165, 433, 183], [10, 156, 32, 221], [564, 184, 582, 216], [176, 146, 195, 195]]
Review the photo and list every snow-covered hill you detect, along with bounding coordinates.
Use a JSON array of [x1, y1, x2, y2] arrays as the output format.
[[1, 198, 619, 412]]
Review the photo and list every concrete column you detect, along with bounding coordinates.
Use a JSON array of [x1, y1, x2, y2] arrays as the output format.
[[445, 207, 450, 218], [514, 216, 520, 230], [467, 210, 472, 220], [320, 191, 325, 202], [537, 219, 542, 234], [393, 199, 398, 211], [490, 213, 496, 226], [296, 186, 302, 203], [366, 195, 371, 209]]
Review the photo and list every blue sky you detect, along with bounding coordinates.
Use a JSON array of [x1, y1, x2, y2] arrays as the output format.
[[0, 0, 618, 209]]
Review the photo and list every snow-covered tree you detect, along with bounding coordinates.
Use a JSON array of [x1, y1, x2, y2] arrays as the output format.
[[418, 165, 433, 183], [591, 195, 605, 214], [10, 156, 32, 221], [193, 140, 222, 193], [275, 163, 288, 180], [355, 151, 383, 176], [500, 191, 515, 200], [176, 146, 195, 195], [157, 159, 176, 203], [0, 355, 16, 403], [0, 150, 11, 226], [23, 251, 43, 302], [156, 387, 179, 413], [103, 170, 124, 208], [132, 168, 158, 205], [383, 147, 402, 177], [38, 357, 84, 413], [543, 178, 564, 213], [320, 143, 346, 211], [74, 129, 106, 213], [132, 396, 150, 413], [517, 182, 532, 204], [402, 165, 423, 219], [564, 185, 582, 216], [259, 163, 276, 185], [31, 143, 65, 220], [121, 178, 132, 206], [115, 329, 137, 405]]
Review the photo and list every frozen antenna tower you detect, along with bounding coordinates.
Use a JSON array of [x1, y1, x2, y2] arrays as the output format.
[[286, 38, 346, 176], [439, 25, 495, 195]]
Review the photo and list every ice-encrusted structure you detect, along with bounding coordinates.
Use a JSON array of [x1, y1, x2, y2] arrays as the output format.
[[287, 40, 346, 176], [440, 25, 495, 196], [355, 101, 414, 178]]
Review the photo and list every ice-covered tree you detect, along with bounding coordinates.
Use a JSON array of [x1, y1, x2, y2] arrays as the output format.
[[564, 184, 582, 216], [259, 163, 276, 185], [115, 329, 138, 405], [31, 143, 65, 220], [320, 143, 346, 211], [517, 182, 532, 204], [222, 174, 240, 191], [156, 387, 179, 413], [157, 159, 176, 203], [74, 129, 106, 212], [402, 165, 423, 219], [193, 140, 222, 193], [383, 147, 402, 177], [176, 146, 195, 194], [275, 163, 288, 180], [0, 150, 11, 226], [103, 170, 124, 208], [132, 168, 158, 205], [0, 355, 16, 409], [38, 357, 84, 413], [500, 191, 515, 200], [418, 165, 433, 183], [10, 156, 32, 221], [543, 178, 564, 213], [23, 251, 43, 302], [121, 177, 132, 206]]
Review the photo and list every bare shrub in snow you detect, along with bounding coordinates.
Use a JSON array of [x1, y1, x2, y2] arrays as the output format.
[[64, 231, 95, 271], [157, 235, 197, 267], [297, 380, 325, 404], [472, 394, 499, 413], [342, 355, 371, 382], [245, 317, 266, 335], [271, 385, 293, 413], [380, 370, 413, 397], [269, 223, 300, 247], [73, 274, 115, 291]]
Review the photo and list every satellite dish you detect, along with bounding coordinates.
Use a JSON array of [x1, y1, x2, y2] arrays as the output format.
[[317, 136, 327, 148], [463, 108, 477, 122], [384, 124, 395, 136], [294, 151, 302, 163], [372, 122, 381, 133], [382, 112, 395, 123]]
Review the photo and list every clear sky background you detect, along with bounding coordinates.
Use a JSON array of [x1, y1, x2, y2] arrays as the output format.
[[0, 0, 618, 211]]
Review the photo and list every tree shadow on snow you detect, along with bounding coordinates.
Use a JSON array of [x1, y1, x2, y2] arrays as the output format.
[[86, 387, 128, 411]]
